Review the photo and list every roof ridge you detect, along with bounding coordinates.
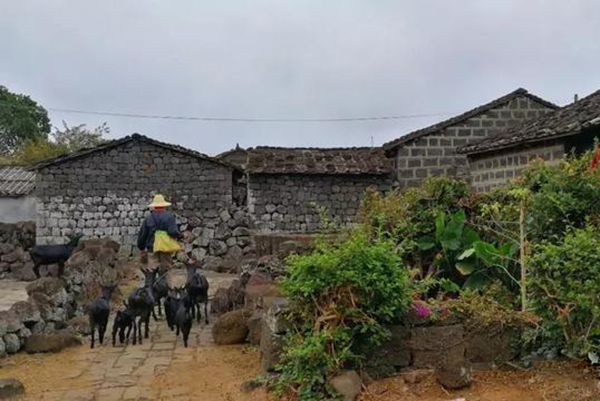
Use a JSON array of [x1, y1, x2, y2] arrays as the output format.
[[33, 133, 241, 172], [251, 146, 380, 151], [458, 87, 600, 155], [382, 88, 558, 151]]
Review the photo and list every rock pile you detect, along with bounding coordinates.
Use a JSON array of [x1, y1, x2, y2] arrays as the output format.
[[179, 206, 255, 273], [63, 238, 124, 311], [0, 237, 127, 356], [0, 277, 74, 356], [0, 221, 36, 281]]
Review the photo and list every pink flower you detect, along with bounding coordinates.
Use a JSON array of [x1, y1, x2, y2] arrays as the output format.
[[412, 301, 431, 319]]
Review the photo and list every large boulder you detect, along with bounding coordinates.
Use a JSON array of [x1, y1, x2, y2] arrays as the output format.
[[245, 271, 279, 308], [0, 378, 25, 399], [259, 300, 289, 373], [246, 310, 264, 346], [3, 333, 21, 354], [28, 292, 67, 323], [10, 300, 41, 326], [436, 356, 473, 389], [0, 311, 24, 334], [212, 309, 252, 345], [211, 279, 246, 315], [26, 278, 68, 306], [11, 262, 37, 281], [330, 371, 362, 401], [25, 330, 82, 353], [65, 316, 91, 336]]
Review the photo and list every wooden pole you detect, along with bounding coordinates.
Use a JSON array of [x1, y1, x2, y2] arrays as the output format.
[[519, 202, 527, 312]]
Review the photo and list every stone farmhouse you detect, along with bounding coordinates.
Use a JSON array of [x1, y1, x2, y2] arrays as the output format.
[[459, 88, 600, 192], [33, 134, 247, 254], [0, 166, 36, 223], [246, 147, 392, 232], [382, 88, 558, 189]]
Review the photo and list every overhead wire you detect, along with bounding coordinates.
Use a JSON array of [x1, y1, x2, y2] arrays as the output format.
[[0, 100, 456, 123]]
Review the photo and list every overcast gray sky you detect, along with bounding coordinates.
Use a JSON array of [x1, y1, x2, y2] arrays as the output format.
[[2, 1, 599, 155]]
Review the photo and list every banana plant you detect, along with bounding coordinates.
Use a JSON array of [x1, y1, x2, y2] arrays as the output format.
[[457, 240, 520, 289], [417, 210, 481, 279]]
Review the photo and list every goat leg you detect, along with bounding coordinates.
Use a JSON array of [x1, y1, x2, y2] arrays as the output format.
[[90, 322, 95, 349], [132, 320, 138, 345], [204, 301, 209, 325]]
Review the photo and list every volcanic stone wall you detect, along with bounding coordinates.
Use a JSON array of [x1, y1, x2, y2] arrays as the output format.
[[35, 140, 236, 254], [247, 173, 392, 232]]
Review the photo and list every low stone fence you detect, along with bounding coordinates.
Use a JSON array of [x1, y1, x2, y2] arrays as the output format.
[[0, 221, 36, 281], [0, 238, 126, 357]]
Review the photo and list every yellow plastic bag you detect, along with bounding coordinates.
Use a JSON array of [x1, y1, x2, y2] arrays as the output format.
[[153, 230, 181, 253]]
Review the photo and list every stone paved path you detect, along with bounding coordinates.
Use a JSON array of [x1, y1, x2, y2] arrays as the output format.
[[0, 279, 29, 312], [0, 270, 269, 401]]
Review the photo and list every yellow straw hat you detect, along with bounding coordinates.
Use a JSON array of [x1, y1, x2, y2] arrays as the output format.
[[148, 194, 171, 208]]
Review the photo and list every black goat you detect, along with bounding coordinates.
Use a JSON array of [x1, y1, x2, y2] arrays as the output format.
[[127, 270, 155, 345], [185, 264, 210, 324], [112, 301, 135, 346], [163, 287, 179, 331], [174, 287, 193, 347], [88, 284, 116, 349], [30, 233, 83, 278], [152, 268, 170, 319]]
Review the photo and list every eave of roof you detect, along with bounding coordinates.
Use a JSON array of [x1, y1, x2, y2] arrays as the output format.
[[32, 133, 242, 172], [0, 166, 35, 197], [458, 88, 600, 155], [382, 88, 558, 152]]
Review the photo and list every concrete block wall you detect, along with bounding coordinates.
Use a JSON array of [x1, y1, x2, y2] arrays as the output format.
[[392, 95, 554, 189], [468, 142, 565, 192], [248, 174, 392, 232]]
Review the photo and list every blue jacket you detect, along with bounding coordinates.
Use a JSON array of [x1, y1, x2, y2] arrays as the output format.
[[137, 211, 181, 252]]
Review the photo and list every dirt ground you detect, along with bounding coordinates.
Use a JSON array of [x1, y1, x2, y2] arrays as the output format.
[[360, 362, 600, 401], [0, 263, 598, 400]]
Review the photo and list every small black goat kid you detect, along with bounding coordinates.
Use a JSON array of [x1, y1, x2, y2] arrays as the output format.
[[185, 264, 210, 324], [127, 269, 156, 345], [163, 287, 180, 331], [88, 284, 117, 349], [174, 287, 193, 347], [30, 233, 83, 278], [112, 301, 135, 346]]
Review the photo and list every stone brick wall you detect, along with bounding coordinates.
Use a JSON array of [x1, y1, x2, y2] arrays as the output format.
[[35, 140, 235, 252], [248, 174, 392, 232], [392, 95, 554, 189], [468, 142, 565, 192]]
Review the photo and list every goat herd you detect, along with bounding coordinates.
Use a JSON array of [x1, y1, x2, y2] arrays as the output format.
[[88, 263, 210, 349]]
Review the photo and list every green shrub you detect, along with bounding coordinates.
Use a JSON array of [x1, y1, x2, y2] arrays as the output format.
[[529, 224, 600, 358], [511, 154, 600, 243], [276, 231, 413, 399]]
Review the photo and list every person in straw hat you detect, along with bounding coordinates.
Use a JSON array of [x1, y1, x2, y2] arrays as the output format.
[[137, 194, 181, 285]]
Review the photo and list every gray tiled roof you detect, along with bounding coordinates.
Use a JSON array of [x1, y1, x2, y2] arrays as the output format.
[[246, 147, 392, 175], [382, 88, 558, 151], [459, 88, 600, 154], [0, 166, 35, 197], [33, 133, 242, 172]]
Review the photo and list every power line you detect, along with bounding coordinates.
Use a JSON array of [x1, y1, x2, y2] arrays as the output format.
[[0, 100, 455, 123]]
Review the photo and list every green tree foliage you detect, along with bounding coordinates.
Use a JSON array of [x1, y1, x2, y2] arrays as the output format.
[[276, 232, 413, 399], [0, 85, 51, 155], [12, 121, 108, 165]]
